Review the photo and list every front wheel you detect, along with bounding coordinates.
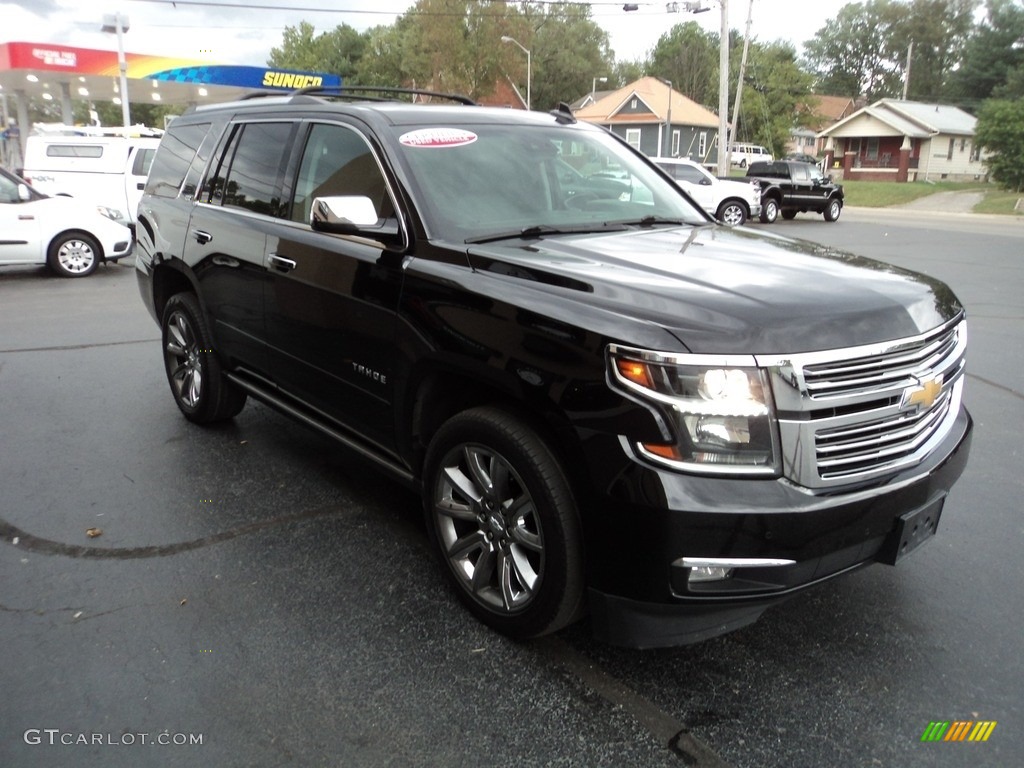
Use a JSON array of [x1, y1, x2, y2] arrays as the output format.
[[423, 407, 585, 639], [824, 198, 842, 222], [161, 293, 247, 424], [760, 198, 780, 224], [48, 232, 99, 277], [716, 200, 748, 226]]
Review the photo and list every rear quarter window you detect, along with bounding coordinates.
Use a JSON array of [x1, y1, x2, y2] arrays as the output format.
[[145, 123, 212, 199]]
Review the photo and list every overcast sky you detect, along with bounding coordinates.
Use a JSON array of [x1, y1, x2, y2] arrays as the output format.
[[2, 0, 853, 67]]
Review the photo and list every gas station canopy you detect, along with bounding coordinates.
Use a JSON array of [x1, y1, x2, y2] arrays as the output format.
[[0, 40, 339, 122]]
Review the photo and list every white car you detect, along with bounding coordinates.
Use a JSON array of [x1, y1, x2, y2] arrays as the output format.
[[654, 157, 762, 226], [0, 166, 133, 277]]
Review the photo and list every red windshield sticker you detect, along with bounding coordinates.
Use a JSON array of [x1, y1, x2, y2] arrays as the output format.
[[399, 128, 478, 148]]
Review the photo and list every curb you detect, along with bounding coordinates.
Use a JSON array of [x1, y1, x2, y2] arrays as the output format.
[[843, 205, 1024, 223]]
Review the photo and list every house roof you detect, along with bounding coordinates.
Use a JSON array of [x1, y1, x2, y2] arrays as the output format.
[[820, 98, 977, 139], [573, 76, 719, 128], [569, 89, 615, 112], [798, 94, 857, 131]]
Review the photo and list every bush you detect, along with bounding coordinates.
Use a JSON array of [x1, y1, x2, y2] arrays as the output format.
[[975, 99, 1024, 192]]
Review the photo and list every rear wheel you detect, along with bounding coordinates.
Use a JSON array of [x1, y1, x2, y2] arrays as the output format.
[[760, 198, 780, 224], [161, 293, 247, 424], [48, 232, 99, 277], [716, 200, 748, 226], [423, 407, 585, 639], [781, 210, 797, 220]]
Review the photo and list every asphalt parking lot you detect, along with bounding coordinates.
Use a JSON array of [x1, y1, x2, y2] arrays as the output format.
[[2, 209, 1022, 767]]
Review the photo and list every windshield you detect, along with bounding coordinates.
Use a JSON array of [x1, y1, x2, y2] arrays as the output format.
[[391, 122, 706, 242]]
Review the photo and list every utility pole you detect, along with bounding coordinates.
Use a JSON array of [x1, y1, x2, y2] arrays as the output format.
[[729, 0, 754, 171], [717, 0, 730, 177], [902, 41, 913, 100]]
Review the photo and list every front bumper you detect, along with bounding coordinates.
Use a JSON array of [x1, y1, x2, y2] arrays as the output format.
[[583, 405, 972, 648]]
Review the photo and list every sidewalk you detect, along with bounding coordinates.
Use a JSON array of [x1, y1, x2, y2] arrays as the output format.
[[889, 189, 987, 213]]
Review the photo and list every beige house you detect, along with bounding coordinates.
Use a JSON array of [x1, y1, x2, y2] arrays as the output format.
[[819, 99, 985, 182], [573, 77, 720, 165]]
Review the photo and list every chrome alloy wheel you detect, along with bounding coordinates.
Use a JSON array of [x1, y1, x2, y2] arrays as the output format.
[[56, 238, 96, 274], [164, 310, 204, 409], [433, 444, 545, 614]]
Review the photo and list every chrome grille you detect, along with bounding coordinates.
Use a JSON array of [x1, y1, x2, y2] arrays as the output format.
[[759, 317, 966, 488], [802, 321, 959, 400]]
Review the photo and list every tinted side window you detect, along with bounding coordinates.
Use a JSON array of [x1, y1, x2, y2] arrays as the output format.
[[791, 164, 809, 181], [675, 165, 706, 184], [206, 122, 293, 216], [146, 123, 210, 199], [47, 144, 103, 158], [290, 123, 393, 224], [132, 147, 156, 177]]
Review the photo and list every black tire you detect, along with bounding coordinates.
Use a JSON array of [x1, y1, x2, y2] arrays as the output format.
[[739, 159, 747, 168], [716, 200, 748, 226], [47, 232, 99, 277], [824, 198, 842, 222], [161, 293, 247, 424], [422, 406, 585, 639], [760, 198, 780, 224], [781, 210, 797, 220]]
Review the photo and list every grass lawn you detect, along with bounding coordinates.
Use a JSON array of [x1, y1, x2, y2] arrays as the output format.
[[839, 180, 991, 207]]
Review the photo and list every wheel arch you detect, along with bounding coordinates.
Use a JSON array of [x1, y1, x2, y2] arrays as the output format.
[[47, 229, 105, 261]]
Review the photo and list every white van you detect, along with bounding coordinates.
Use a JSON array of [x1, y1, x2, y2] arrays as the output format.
[[728, 143, 773, 168], [22, 127, 162, 226]]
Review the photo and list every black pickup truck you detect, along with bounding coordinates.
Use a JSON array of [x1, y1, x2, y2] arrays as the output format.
[[746, 160, 844, 224]]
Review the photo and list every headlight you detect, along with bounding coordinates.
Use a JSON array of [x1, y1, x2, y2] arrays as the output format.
[[608, 345, 779, 475], [96, 205, 125, 222]]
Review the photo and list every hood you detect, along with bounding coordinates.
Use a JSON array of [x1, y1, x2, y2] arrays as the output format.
[[465, 224, 960, 354]]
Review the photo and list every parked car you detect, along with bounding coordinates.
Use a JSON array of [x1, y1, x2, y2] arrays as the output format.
[[728, 142, 773, 168], [654, 156, 761, 225], [22, 127, 161, 228], [746, 160, 845, 223], [783, 152, 820, 165], [0, 166, 133, 277], [136, 88, 971, 648]]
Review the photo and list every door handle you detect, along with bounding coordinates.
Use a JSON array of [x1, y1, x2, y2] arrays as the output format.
[[267, 253, 297, 272], [193, 229, 213, 245]]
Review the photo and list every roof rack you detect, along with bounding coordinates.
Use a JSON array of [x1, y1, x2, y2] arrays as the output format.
[[287, 85, 477, 106]]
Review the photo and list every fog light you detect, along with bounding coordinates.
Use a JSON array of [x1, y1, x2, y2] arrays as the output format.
[[688, 565, 735, 583]]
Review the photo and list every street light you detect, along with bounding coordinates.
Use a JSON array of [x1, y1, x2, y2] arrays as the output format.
[[657, 77, 673, 157], [101, 12, 130, 129], [501, 35, 531, 111]]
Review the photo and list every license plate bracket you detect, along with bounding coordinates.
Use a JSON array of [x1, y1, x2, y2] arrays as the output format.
[[878, 496, 945, 565]]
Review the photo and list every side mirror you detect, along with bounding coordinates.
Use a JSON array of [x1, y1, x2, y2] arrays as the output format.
[[18, 183, 31, 202], [310, 195, 403, 247]]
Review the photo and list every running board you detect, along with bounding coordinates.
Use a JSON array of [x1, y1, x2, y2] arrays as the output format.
[[225, 372, 416, 485]]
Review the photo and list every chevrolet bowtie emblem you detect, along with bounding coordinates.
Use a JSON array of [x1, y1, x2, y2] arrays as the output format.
[[901, 376, 943, 412]]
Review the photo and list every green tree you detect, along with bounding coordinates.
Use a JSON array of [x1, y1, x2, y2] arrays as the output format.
[[945, 0, 1024, 107], [804, 0, 905, 97], [648, 22, 718, 106], [268, 20, 368, 82], [735, 42, 815, 155], [526, 2, 614, 110], [611, 60, 646, 88], [975, 98, 1024, 190], [895, 0, 978, 101]]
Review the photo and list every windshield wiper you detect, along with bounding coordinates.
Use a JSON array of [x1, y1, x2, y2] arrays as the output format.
[[614, 215, 687, 228], [465, 222, 628, 244]]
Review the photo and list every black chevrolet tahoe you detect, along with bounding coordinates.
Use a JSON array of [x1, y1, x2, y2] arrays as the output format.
[[746, 159, 845, 224], [136, 88, 971, 649]]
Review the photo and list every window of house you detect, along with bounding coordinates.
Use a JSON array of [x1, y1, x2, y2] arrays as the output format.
[[698, 132, 707, 156], [671, 130, 680, 157], [630, 98, 638, 109], [626, 129, 641, 150], [947, 138, 955, 160], [866, 137, 879, 160], [970, 142, 981, 162]]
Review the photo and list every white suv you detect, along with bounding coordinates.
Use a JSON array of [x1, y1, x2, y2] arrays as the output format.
[[655, 157, 761, 226]]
